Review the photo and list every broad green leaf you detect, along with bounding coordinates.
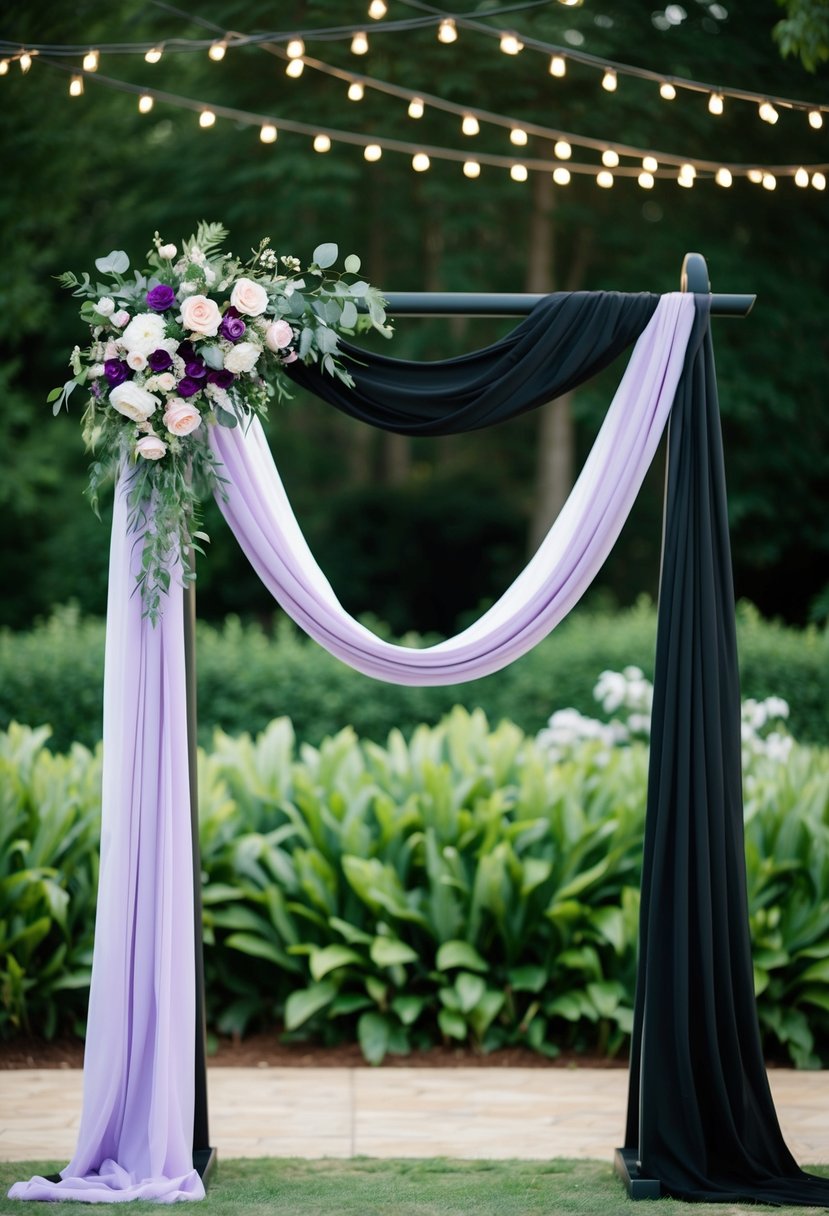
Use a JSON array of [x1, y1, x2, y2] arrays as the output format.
[[436, 940, 487, 973], [391, 994, 426, 1026], [455, 971, 486, 1013], [370, 936, 419, 968], [508, 965, 548, 993], [309, 943, 363, 981], [224, 932, 293, 968], [438, 1008, 467, 1040], [358, 1011, 391, 1064], [284, 981, 338, 1030]]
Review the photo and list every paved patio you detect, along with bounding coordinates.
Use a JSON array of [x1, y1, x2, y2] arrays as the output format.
[[1, 1067, 827, 1163]]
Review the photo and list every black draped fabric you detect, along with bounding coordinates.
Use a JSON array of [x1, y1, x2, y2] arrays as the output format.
[[285, 290, 658, 433], [625, 300, 829, 1206]]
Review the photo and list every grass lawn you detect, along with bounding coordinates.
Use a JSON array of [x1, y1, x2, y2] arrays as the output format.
[[2, 1159, 829, 1214]]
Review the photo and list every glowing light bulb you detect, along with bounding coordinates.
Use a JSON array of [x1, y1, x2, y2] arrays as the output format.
[[794, 167, 809, 187], [408, 97, 425, 119], [808, 109, 823, 130], [762, 173, 776, 190], [500, 33, 524, 54], [347, 82, 364, 101], [758, 101, 778, 124], [286, 58, 304, 78], [351, 31, 369, 54], [642, 155, 658, 172], [602, 69, 617, 92], [364, 143, 382, 161], [812, 171, 826, 190], [747, 168, 763, 183], [638, 171, 654, 189], [715, 167, 732, 188], [259, 123, 277, 144], [412, 152, 430, 172], [69, 75, 84, 96], [708, 92, 723, 115], [286, 39, 305, 58], [554, 140, 572, 160], [438, 18, 457, 43], [199, 110, 216, 128], [602, 149, 619, 167], [510, 128, 528, 146], [19, 52, 33, 73], [369, 0, 388, 16], [138, 94, 154, 114], [553, 166, 571, 185], [208, 40, 227, 61], [510, 164, 528, 182], [463, 160, 481, 178], [313, 134, 331, 153], [680, 163, 696, 180], [596, 170, 614, 188], [82, 50, 98, 72], [659, 81, 676, 100], [549, 55, 566, 77], [144, 47, 162, 64], [0, 60, 8, 75], [461, 114, 480, 136]]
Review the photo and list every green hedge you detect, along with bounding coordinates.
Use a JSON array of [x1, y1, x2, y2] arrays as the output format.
[[1, 601, 828, 753], [2, 711, 829, 1066]]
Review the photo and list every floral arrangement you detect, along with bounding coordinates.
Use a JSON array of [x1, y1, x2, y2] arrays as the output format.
[[51, 222, 390, 620]]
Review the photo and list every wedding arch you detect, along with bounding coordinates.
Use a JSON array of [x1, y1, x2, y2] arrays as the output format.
[[12, 255, 829, 1208]]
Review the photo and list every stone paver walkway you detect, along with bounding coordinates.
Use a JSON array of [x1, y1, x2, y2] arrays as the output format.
[[1, 1068, 827, 1163]]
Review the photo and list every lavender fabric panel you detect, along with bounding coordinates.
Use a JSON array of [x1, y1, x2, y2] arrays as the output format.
[[211, 293, 695, 684], [9, 478, 204, 1204]]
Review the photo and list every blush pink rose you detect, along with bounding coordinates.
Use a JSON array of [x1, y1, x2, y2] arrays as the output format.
[[135, 433, 167, 460], [230, 277, 269, 316], [163, 398, 202, 436], [180, 294, 222, 336], [111, 309, 130, 328], [264, 319, 294, 351]]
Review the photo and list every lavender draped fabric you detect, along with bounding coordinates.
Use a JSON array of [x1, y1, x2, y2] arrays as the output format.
[[9, 480, 204, 1204], [210, 294, 694, 683]]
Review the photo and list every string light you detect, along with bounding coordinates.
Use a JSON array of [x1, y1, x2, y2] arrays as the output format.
[[808, 109, 823, 130], [812, 171, 826, 190], [794, 166, 809, 187], [286, 59, 304, 78], [199, 109, 216, 128], [313, 133, 331, 152], [437, 18, 457, 43], [601, 149, 619, 167], [758, 101, 779, 124], [364, 142, 382, 160], [596, 170, 614, 188], [602, 69, 617, 92], [660, 81, 676, 100], [144, 47, 163, 64], [510, 163, 528, 181], [351, 31, 369, 55], [554, 140, 572, 160], [138, 94, 154, 113], [82, 50, 98, 72], [500, 33, 524, 55], [638, 171, 654, 189], [762, 172, 776, 190], [463, 160, 481, 178], [368, 0, 388, 16], [553, 166, 571, 185], [347, 81, 364, 100], [461, 114, 480, 136], [286, 39, 305, 58], [708, 92, 724, 115], [642, 155, 658, 172], [549, 55, 566, 77], [715, 167, 732, 187], [678, 164, 695, 187], [259, 122, 277, 143], [747, 168, 763, 183], [69, 75, 84, 96], [0, 60, 8, 75], [208, 40, 227, 61], [510, 127, 528, 146], [408, 97, 425, 118], [19, 52, 33, 73], [412, 151, 430, 171]]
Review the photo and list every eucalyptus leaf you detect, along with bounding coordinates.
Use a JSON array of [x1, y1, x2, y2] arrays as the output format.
[[312, 242, 339, 270], [94, 250, 130, 275], [344, 254, 361, 274]]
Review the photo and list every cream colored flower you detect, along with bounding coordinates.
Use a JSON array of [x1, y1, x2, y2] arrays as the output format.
[[109, 381, 159, 423], [121, 312, 167, 356], [163, 398, 202, 436], [135, 433, 167, 460], [223, 341, 261, 374], [180, 294, 222, 336], [230, 277, 269, 316]]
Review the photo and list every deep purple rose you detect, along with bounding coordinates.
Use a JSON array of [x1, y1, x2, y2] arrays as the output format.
[[177, 340, 195, 359], [184, 358, 207, 380], [146, 283, 176, 312], [148, 348, 173, 372], [220, 314, 246, 342], [177, 377, 202, 398], [104, 358, 130, 387], [207, 369, 235, 389]]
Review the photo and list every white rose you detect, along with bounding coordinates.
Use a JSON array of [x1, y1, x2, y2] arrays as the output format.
[[126, 350, 147, 372], [111, 309, 130, 328], [178, 281, 197, 296], [223, 341, 262, 374], [156, 371, 176, 392], [265, 319, 294, 351], [91, 363, 105, 378], [180, 294, 222, 336], [96, 297, 115, 317], [121, 312, 167, 356], [104, 340, 120, 359], [159, 243, 177, 259], [109, 381, 159, 423], [230, 277, 269, 317]]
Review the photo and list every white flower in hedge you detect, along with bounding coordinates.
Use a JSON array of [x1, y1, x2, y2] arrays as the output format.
[[594, 670, 626, 714], [223, 340, 261, 374], [96, 296, 115, 317], [134, 432, 167, 460], [121, 312, 167, 356], [109, 381, 159, 423], [180, 294, 222, 336], [230, 276, 269, 316]]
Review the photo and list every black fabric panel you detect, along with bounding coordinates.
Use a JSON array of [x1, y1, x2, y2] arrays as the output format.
[[284, 291, 659, 434], [625, 299, 829, 1206]]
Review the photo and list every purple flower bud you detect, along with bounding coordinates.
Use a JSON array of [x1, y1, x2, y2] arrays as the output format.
[[148, 348, 173, 372], [104, 358, 130, 387], [207, 369, 235, 389], [146, 283, 176, 312], [177, 377, 202, 398], [220, 314, 246, 342], [184, 359, 207, 380]]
